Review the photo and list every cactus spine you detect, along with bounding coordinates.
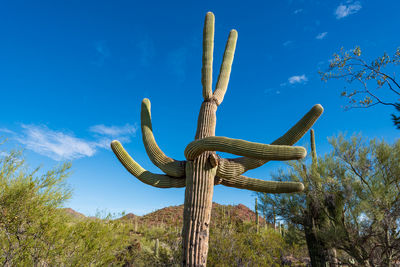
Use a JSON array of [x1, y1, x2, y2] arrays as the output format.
[[110, 12, 323, 266]]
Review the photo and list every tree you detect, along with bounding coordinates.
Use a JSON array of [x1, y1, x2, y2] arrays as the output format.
[[319, 46, 400, 129], [258, 133, 400, 266], [258, 130, 337, 267], [321, 135, 400, 266], [110, 12, 324, 266]]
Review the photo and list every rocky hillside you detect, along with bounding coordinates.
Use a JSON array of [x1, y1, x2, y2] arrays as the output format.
[[61, 208, 86, 219], [117, 202, 266, 228], [63, 202, 268, 228]]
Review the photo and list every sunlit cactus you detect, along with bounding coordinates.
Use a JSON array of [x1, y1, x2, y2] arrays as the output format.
[[154, 238, 159, 258], [111, 11, 323, 266]]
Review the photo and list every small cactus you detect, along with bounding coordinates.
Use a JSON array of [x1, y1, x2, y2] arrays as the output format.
[[154, 238, 159, 258], [255, 198, 259, 233], [134, 217, 138, 232]]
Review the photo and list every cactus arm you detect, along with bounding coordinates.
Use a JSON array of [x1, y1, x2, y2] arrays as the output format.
[[213, 29, 238, 106], [202, 12, 214, 100], [141, 98, 186, 177], [111, 140, 185, 188], [220, 175, 304, 193], [217, 157, 256, 179], [271, 104, 323, 146], [216, 104, 324, 179], [310, 129, 317, 163], [310, 129, 320, 188], [184, 136, 306, 161]]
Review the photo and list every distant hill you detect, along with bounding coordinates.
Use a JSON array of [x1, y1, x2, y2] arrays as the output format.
[[61, 208, 86, 219], [63, 203, 267, 228], [117, 202, 265, 228]]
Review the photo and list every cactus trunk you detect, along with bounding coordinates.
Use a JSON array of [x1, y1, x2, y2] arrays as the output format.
[[182, 154, 215, 265], [182, 101, 217, 266]]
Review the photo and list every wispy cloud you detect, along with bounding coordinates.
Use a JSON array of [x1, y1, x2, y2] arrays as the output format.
[[2, 123, 137, 161], [335, 1, 362, 19], [90, 124, 137, 137], [316, 32, 328, 40], [264, 88, 281, 95], [288, 74, 308, 85], [92, 41, 110, 66], [283, 40, 293, 47], [0, 128, 15, 134], [293, 9, 303, 14], [89, 124, 137, 149], [17, 125, 97, 161]]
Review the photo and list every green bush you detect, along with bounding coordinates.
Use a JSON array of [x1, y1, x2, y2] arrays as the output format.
[[0, 149, 132, 266], [208, 219, 284, 266]]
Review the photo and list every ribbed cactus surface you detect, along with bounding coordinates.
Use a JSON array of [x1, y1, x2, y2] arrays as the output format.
[[110, 11, 323, 267]]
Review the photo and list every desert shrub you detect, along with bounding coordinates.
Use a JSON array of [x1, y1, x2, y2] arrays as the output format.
[[122, 225, 182, 266], [0, 148, 132, 266], [208, 219, 284, 266]]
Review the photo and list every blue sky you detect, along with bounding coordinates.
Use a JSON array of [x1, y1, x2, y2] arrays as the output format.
[[1, 0, 399, 216]]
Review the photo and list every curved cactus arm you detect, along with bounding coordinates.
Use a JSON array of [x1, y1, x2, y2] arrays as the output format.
[[213, 29, 238, 106], [216, 104, 324, 179], [217, 157, 256, 179], [220, 175, 304, 193], [271, 104, 323, 146], [202, 12, 215, 100], [184, 136, 306, 161], [141, 98, 186, 177], [111, 140, 185, 188]]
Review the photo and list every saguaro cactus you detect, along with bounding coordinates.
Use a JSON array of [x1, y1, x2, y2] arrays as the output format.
[[111, 12, 323, 266], [154, 238, 159, 258]]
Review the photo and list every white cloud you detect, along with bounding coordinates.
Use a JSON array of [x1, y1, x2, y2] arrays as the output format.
[[316, 32, 328, 40], [288, 74, 308, 84], [89, 124, 137, 137], [293, 9, 303, 14], [0, 128, 15, 134], [335, 2, 362, 19], [8, 123, 137, 161], [17, 124, 97, 161], [264, 88, 281, 95], [89, 124, 137, 149]]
